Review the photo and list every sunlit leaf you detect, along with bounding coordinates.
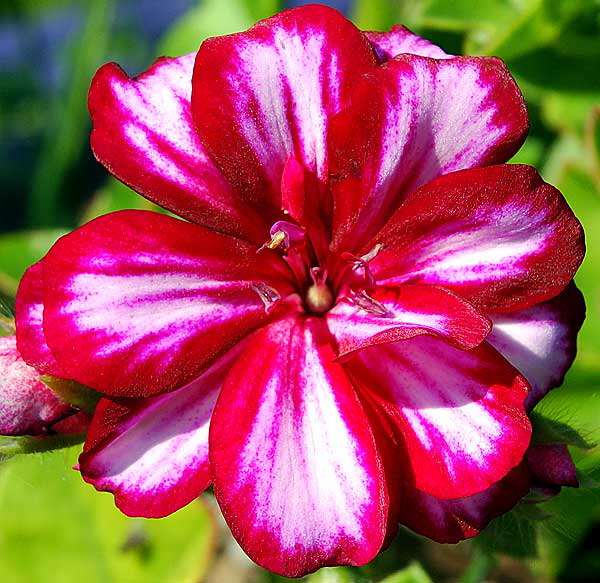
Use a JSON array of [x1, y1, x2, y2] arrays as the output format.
[[379, 562, 433, 583], [530, 410, 596, 449], [158, 0, 255, 56], [0, 229, 66, 295], [0, 448, 215, 582], [478, 507, 538, 558], [79, 179, 156, 224]]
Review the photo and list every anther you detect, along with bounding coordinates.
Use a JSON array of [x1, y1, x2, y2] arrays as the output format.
[[258, 221, 305, 253]]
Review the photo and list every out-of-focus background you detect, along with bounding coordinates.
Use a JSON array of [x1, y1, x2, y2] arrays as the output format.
[[1, 0, 600, 581]]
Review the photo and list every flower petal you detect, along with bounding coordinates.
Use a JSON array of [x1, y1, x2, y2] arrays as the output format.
[[365, 25, 451, 62], [327, 284, 491, 357], [526, 444, 578, 488], [78, 347, 236, 518], [399, 464, 530, 543], [487, 284, 585, 409], [0, 336, 71, 435], [192, 4, 377, 220], [37, 210, 289, 397], [15, 262, 63, 377], [330, 55, 528, 249], [210, 316, 387, 577], [89, 54, 268, 242], [369, 165, 584, 312], [347, 336, 531, 499]]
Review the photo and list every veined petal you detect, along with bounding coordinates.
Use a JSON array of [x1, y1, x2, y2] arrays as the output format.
[[399, 464, 530, 543], [210, 316, 387, 577], [487, 284, 585, 409], [79, 347, 237, 518], [347, 336, 531, 499], [369, 165, 584, 312], [327, 285, 491, 357], [365, 25, 451, 62], [89, 55, 268, 242], [38, 210, 289, 397], [192, 4, 377, 219], [330, 56, 528, 249], [15, 262, 63, 377], [0, 336, 71, 435]]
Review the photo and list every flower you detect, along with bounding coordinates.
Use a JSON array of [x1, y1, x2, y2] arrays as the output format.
[[0, 334, 89, 437], [13, 5, 584, 577]]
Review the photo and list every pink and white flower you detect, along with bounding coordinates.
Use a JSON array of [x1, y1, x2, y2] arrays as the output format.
[[13, 5, 584, 577], [0, 335, 88, 437]]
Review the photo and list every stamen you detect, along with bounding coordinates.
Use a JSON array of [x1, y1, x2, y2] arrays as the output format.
[[341, 242, 386, 292], [251, 283, 282, 313], [361, 243, 386, 263], [260, 230, 287, 251], [258, 221, 305, 253], [348, 289, 389, 316]]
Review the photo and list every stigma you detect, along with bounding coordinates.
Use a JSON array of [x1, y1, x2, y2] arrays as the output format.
[[305, 282, 333, 314], [305, 267, 333, 314]]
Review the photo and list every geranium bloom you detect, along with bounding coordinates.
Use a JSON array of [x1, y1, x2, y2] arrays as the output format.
[[0, 335, 89, 437], [13, 5, 584, 577]]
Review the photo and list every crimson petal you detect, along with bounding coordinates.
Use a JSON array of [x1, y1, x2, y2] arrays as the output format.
[[210, 316, 387, 577], [347, 336, 531, 499], [399, 464, 530, 543], [327, 284, 491, 357], [330, 55, 528, 249], [89, 54, 268, 242], [365, 25, 451, 62], [487, 284, 585, 409], [15, 262, 63, 377], [368, 165, 584, 312], [192, 4, 377, 221], [35, 210, 289, 397], [79, 348, 237, 517]]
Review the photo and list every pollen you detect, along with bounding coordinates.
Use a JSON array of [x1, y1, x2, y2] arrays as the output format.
[[264, 230, 286, 250]]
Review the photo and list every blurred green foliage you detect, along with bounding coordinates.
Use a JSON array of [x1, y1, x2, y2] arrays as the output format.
[[1, 0, 600, 581]]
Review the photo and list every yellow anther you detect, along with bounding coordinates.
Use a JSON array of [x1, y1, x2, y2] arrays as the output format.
[[264, 230, 286, 250]]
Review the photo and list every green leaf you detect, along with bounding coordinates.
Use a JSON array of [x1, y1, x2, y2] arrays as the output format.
[[0, 434, 85, 463], [542, 92, 600, 135], [421, 0, 515, 32], [0, 313, 15, 336], [0, 448, 215, 582], [241, 0, 280, 21], [158, 0, 255, 57], [457, 545, 495, 583], [530, 410, 595, 449], [478, 507, 538, 558], [535, 486, 600, 578], [586, 106, 600, 185], [379, 562, 433, 583], [79, 179, 156, 224], [305, 566, 365, 583], [0, 229, 67, 295], [40, 376, 101, 414], [351, 0, 400, 30]]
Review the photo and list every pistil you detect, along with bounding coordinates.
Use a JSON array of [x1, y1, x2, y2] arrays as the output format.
[[305, 267, 334, 314]]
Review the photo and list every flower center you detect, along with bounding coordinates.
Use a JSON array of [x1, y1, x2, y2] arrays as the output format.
[[305, 281, 334, 314]]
